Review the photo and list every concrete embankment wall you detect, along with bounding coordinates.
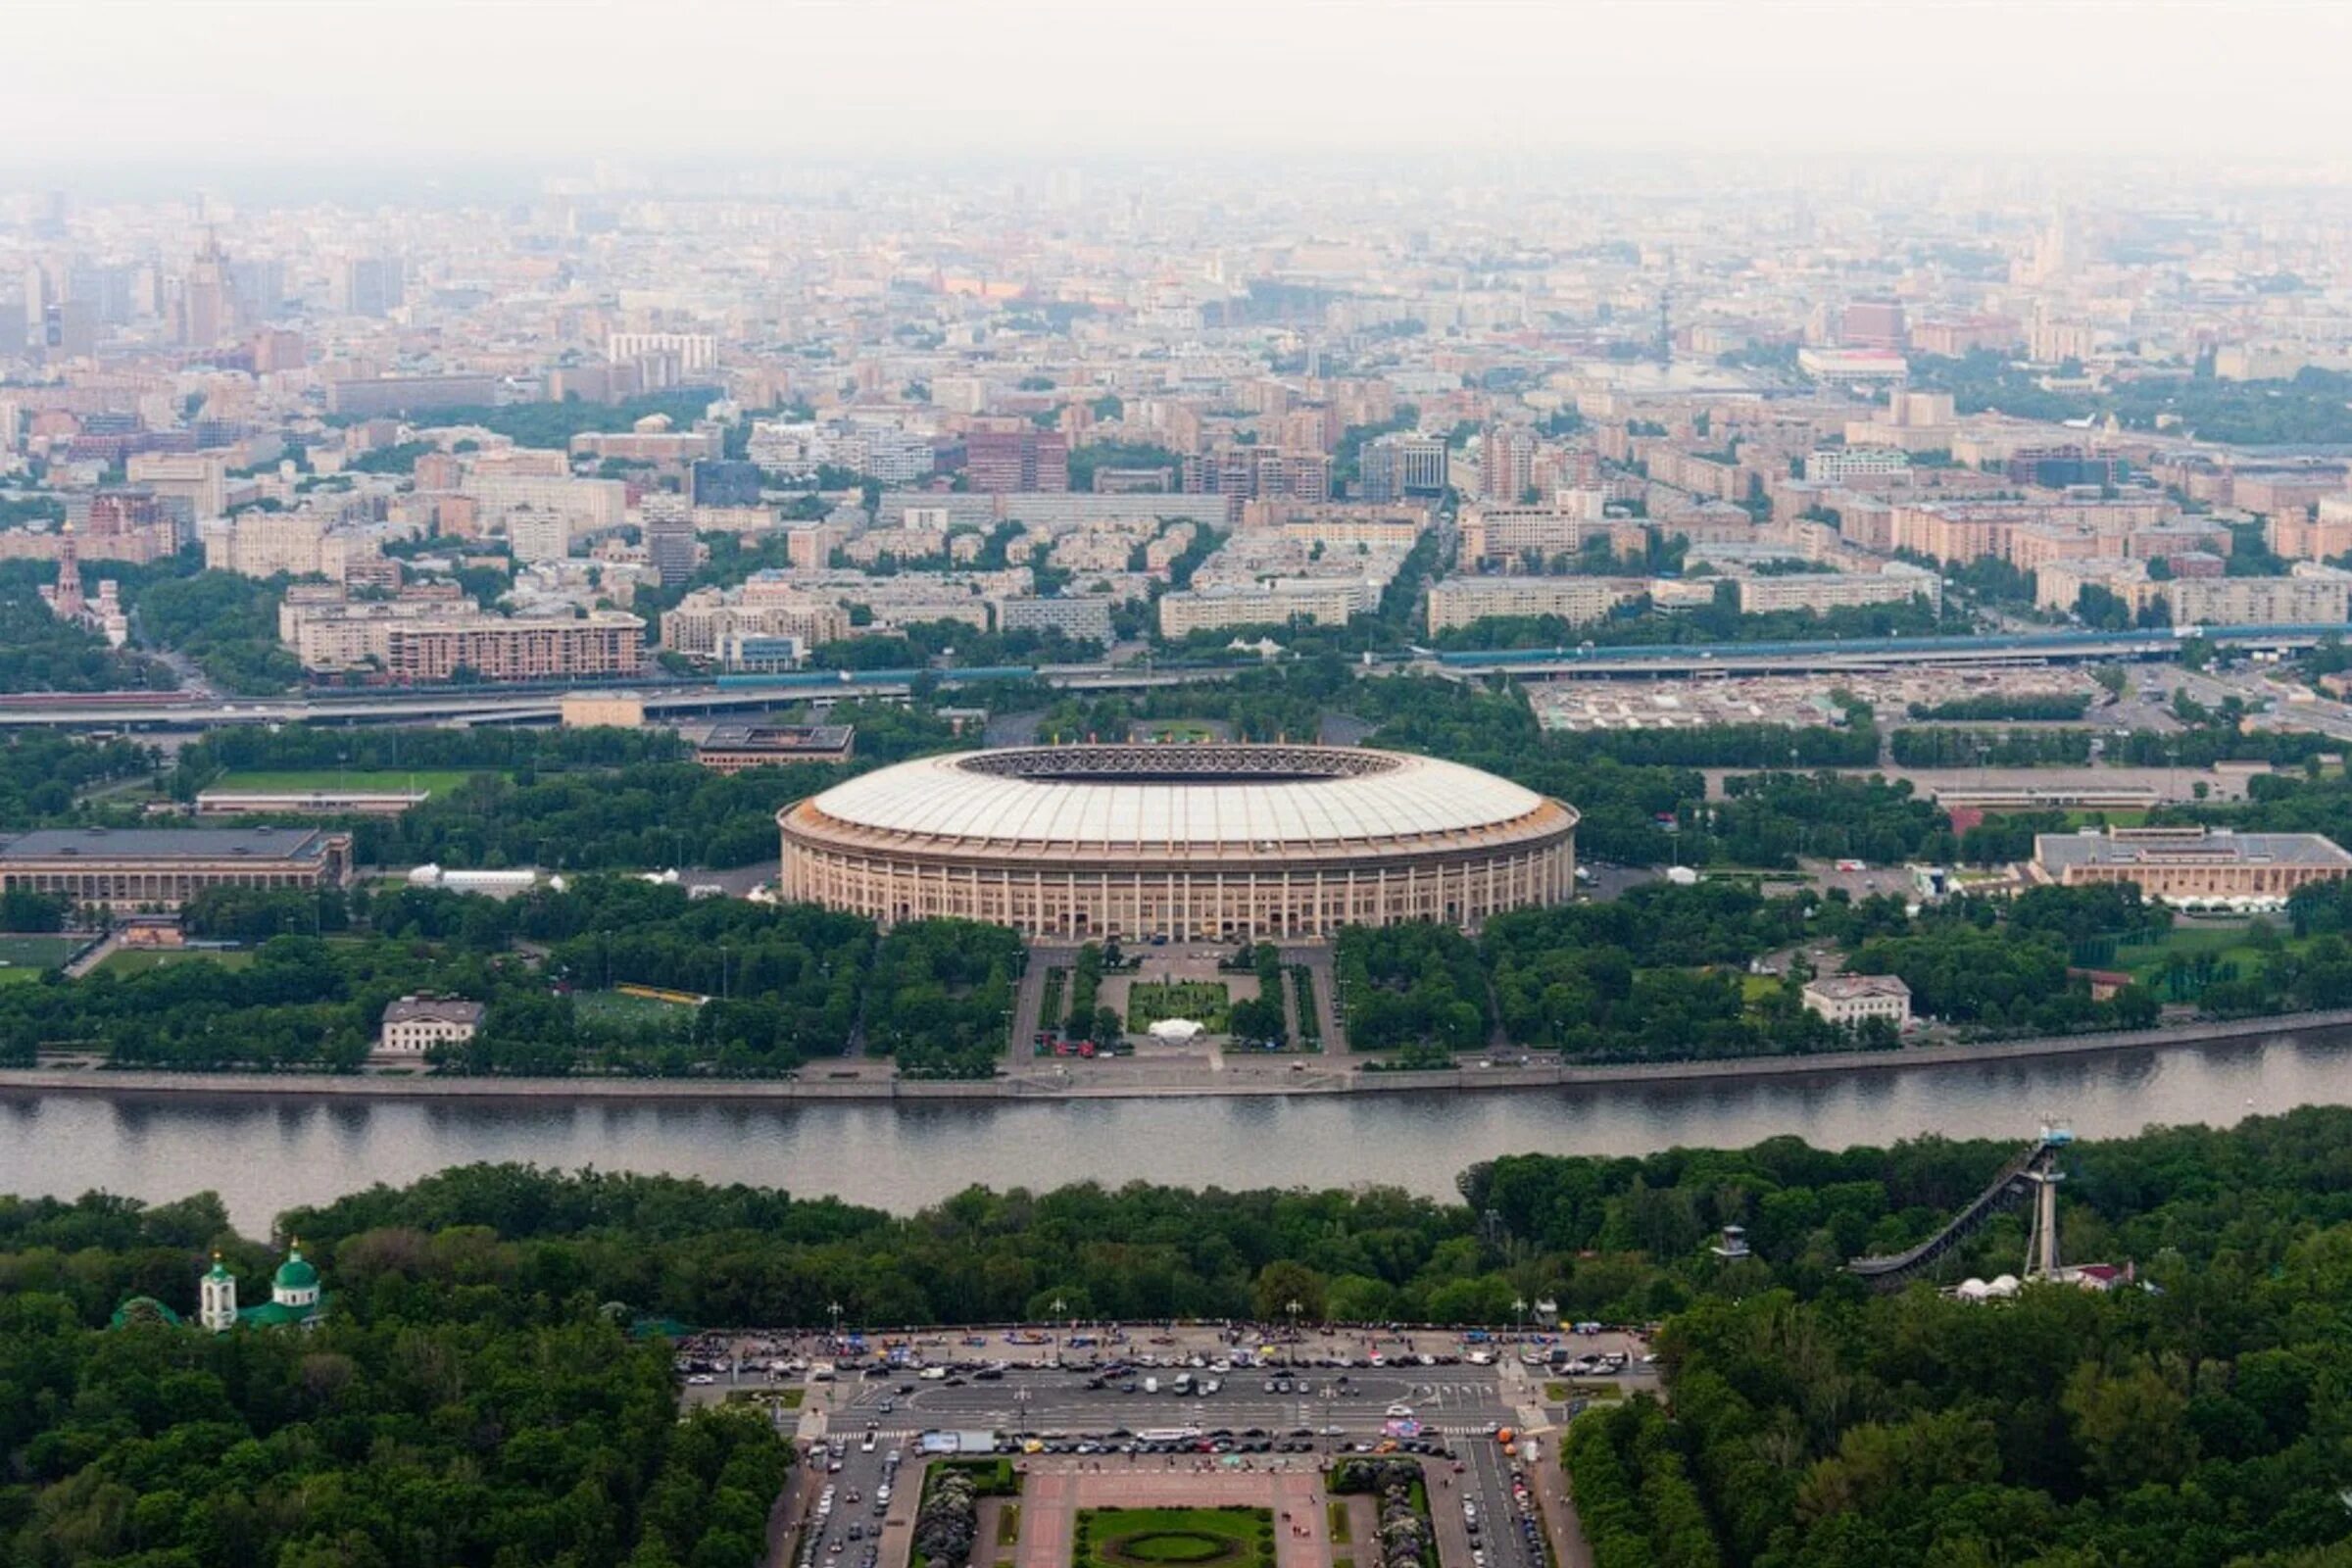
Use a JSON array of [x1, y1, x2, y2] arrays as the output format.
[[4, 1009, 2351, 1105]]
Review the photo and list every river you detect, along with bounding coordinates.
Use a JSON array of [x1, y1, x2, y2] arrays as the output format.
[[6, 1033, 2351, 1234]]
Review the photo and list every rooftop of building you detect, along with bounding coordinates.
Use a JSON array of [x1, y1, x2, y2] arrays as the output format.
[[0, 826, 342, 862], [381, 996, 486, 1026], [700, 723, 856, 752], [1803, 974, 1912, 1000], [2034, 826, 2352, 870]]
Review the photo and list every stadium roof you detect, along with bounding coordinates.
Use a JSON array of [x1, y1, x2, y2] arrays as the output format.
[[801, 744, 1551, 853]]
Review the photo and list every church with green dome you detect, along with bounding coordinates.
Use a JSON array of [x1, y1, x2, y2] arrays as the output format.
[[195, 1242, 328, 1331]]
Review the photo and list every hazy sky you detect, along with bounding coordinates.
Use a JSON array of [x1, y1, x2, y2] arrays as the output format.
[[15, 0, 2352, 169]]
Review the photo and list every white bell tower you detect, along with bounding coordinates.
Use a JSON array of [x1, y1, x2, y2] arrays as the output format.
[[198, 1254, 238, 1332]]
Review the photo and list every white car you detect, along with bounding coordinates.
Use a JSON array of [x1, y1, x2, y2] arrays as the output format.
[[1386, 1402, 1414, 1418]]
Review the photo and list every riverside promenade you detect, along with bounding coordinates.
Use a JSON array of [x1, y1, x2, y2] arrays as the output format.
[[4, 1008, 2351, 1104]]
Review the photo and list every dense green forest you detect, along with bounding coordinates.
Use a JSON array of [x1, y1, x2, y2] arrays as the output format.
[[158, 701, 971, 872], [0, 1183, 788, 1567], [22, 1110, 2352, 1563], [1333, 881, 2166, 1062], [1426, 589, 1954, 653], [0, 878, 1019, 1079], [1908, 349, 2352, 445], [130, 567, 307, 694], [1570, 1101, 2352, 1566]]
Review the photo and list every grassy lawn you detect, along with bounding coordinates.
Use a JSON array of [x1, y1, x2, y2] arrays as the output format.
[[1326, 1501, 1349, 1544], [2111, 922, 2266, 982], [1126, 979, 1231, 1033], [1039, 968, 1068, 1038], [0, 934, 81, 975], [2061, 808, 2149, 829], [212, 768, 481, 799], [1135, 721, 1219, 743], [998, 1505, 1022, 1546], [98, 948, 254, 975], [1075, 1508, 1273, 1568], [573, 989, 699, 1033], [1738, 973, 1783, 1004]]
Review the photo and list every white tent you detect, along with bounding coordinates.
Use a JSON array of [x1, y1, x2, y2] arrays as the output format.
[[1147, 1018, 1205, 1042]]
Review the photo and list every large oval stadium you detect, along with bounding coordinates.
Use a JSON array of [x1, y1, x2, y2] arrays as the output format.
[[776, 743, 1577, 942]]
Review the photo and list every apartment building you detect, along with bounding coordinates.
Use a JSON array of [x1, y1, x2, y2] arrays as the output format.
[[1158, 581, 1363, 636], [965, 428, 1069, 492], [1424, 576, 1644, 634], [1179, 446, 1333, 503], [997, 594, 1115, 644], [1732, 565, 1940, 615], [382, 612, 645, 682], [2034, 559, 2163, 617], [2170, 573, 2350, 627], [2268, 497, 2352, 562], [1456, 500, 1614, 567], [1805, 447, 1910, 483], [662, 584, 851, 659], [466, 474, 627, 530], [198, 511, 380, 581]]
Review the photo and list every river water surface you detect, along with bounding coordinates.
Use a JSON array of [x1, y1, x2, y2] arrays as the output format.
[[5, 1034, 2349, 1232]]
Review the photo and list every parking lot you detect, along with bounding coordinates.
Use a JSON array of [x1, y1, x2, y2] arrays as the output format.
[[694, 1324, 1648, 1568]]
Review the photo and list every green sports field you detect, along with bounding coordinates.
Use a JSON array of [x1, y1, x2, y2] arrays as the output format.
[[0, 935, 82, 979], [573, 989, 700, 1035], [97, 948, 256, 975], [211, 769, 480, 799]]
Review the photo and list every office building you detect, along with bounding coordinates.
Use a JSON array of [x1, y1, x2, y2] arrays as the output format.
[[1359, 433, 1448, 502], [336, 257, 405, 318], [607, 332, 717, 373], [642, 495, 698, 587]]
